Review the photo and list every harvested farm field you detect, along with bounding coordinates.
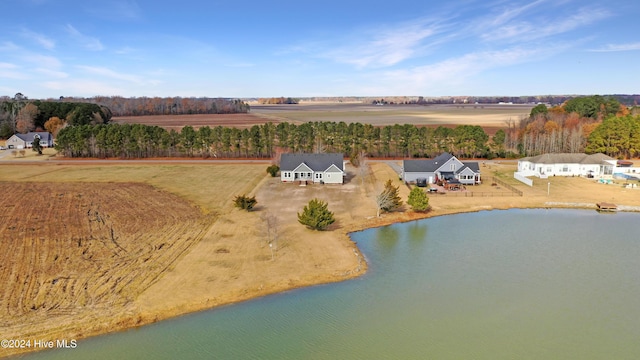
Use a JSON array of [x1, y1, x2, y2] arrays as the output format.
[[0, 181, 210, 347], [250, 103, 534, 129], [111, 113, 286, 130], [111, 103, 532, 134]]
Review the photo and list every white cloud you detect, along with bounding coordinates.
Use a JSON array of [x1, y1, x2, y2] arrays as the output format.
[[0, 62, 28, 80], [35, 68, 68, 78], [376, 45, 564, 94], [0, 41, 21, 52], [20, 28, 55, 50], [76, 65, 143, 83], [43, 80, 127, 97], [66, 24, 104, 51], [590, 42, 640, 52], [480, 6, 611, 42], [321, 19, 444, 68], [76, 65, 163, 89], [26, 54, 62, 69]]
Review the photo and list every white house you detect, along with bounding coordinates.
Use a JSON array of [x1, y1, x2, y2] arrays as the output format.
[[402, 152, 481, 185], [6, 132, 54, 149], [280, 153, 345, 184], [517, 153, 616, 178]]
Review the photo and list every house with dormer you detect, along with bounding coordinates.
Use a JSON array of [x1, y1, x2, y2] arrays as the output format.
[[280, 153, 345, 184], [402, 152, 481, 185]]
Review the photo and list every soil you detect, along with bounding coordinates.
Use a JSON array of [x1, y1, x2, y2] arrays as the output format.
[[0, 182, 210, 355]]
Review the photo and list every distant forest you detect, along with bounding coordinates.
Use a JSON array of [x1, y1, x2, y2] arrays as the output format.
[[0, 94, 250, 138], [54, 95, 640, 160], [258, 94, 640, 106]]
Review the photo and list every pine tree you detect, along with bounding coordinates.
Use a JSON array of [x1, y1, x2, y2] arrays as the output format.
[[407, 187, 429, 212], [298, 198, 335, 231]]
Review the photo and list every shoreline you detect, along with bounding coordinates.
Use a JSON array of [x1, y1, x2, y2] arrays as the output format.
[[3, 162, 640, 358]]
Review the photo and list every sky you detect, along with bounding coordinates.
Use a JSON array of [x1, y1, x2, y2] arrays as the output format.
[[1, 0, 639, 99]]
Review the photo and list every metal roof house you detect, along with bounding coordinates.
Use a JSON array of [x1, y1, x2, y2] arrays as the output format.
[[402, 152, 481, 185], [6, 132, 54, 149], [280, 153, 345, 184], [517, 153, 616, 178]]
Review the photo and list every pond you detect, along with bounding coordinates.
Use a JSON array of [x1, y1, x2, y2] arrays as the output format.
[[21, 209, 640, 359]]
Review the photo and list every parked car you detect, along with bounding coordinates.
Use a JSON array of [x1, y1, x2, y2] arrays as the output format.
[[0, 146, 6, 150]]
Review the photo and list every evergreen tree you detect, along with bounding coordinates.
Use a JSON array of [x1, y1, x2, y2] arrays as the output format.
[[298, 198, 335, 230], [32, 136, 42, 155], [407, 187, 429, 212]]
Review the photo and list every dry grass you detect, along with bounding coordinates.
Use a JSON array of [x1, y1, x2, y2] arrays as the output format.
[[2, 159, 639, 357], [0, 163, 266, 213]]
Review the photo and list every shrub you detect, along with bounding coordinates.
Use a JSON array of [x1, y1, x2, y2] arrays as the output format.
[[407, 187, 430, 212], [266, 164, 280, 177], [234, 194, 257, 211], [298, 198, 335, 230]]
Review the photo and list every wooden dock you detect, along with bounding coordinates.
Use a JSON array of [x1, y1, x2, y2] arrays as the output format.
[[596, 202, 618, 212]]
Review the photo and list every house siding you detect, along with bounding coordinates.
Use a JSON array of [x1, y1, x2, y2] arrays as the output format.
[[6, 135, 26, 149]]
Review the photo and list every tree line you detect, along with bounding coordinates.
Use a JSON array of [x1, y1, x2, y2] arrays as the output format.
[[54, 113, 640, 160], [0, 97, 111, 138], [54, 121, 497, 159], [59, 96, 250, 117], [504, 96, 640, 158]]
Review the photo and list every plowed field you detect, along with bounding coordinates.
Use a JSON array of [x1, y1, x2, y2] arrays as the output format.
[[0, 181, 209, 341]]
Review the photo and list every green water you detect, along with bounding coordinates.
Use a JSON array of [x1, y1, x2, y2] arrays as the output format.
[[18, 209, 640, 359]]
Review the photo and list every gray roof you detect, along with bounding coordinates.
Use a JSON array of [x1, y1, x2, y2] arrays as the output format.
[[280, 153, 344, 172], [404, 153, 480, 174], [404, 152, 455, 172], [521, 153, 614, 165], [13, 132, 52, 142], [403, 159, 441, 172], [459, 162, 480, 173]]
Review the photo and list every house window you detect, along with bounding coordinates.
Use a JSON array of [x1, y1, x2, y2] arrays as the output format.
[[562, 165, 568, 172], [450, 164, 455, 170], [307, 172, 312, 178]]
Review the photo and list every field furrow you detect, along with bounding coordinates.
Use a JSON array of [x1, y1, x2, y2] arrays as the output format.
[[0, 181, 208, 338]]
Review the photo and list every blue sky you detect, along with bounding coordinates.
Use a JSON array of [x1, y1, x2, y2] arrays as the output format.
[[1, 0, 639, 98]]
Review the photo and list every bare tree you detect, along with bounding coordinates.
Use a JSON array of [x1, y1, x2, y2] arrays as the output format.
[[375, 180, 402, 217], [15, 103, 38, 133], [260, 212, 280, 259]]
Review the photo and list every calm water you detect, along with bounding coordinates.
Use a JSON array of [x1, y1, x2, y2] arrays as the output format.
[[20, 209, 640, 359]]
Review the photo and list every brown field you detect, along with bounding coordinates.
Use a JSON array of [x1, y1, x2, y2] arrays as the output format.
[[0, 181, 210, 343], [111, 113, 285, 130], [250, 103, 533, 129], [110, 103, 532, 135]]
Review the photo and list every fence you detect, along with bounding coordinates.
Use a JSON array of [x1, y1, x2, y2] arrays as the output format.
[[436, 191, 521, 197], [490, 176, 523, 196], [513, 172, 533, 187]]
